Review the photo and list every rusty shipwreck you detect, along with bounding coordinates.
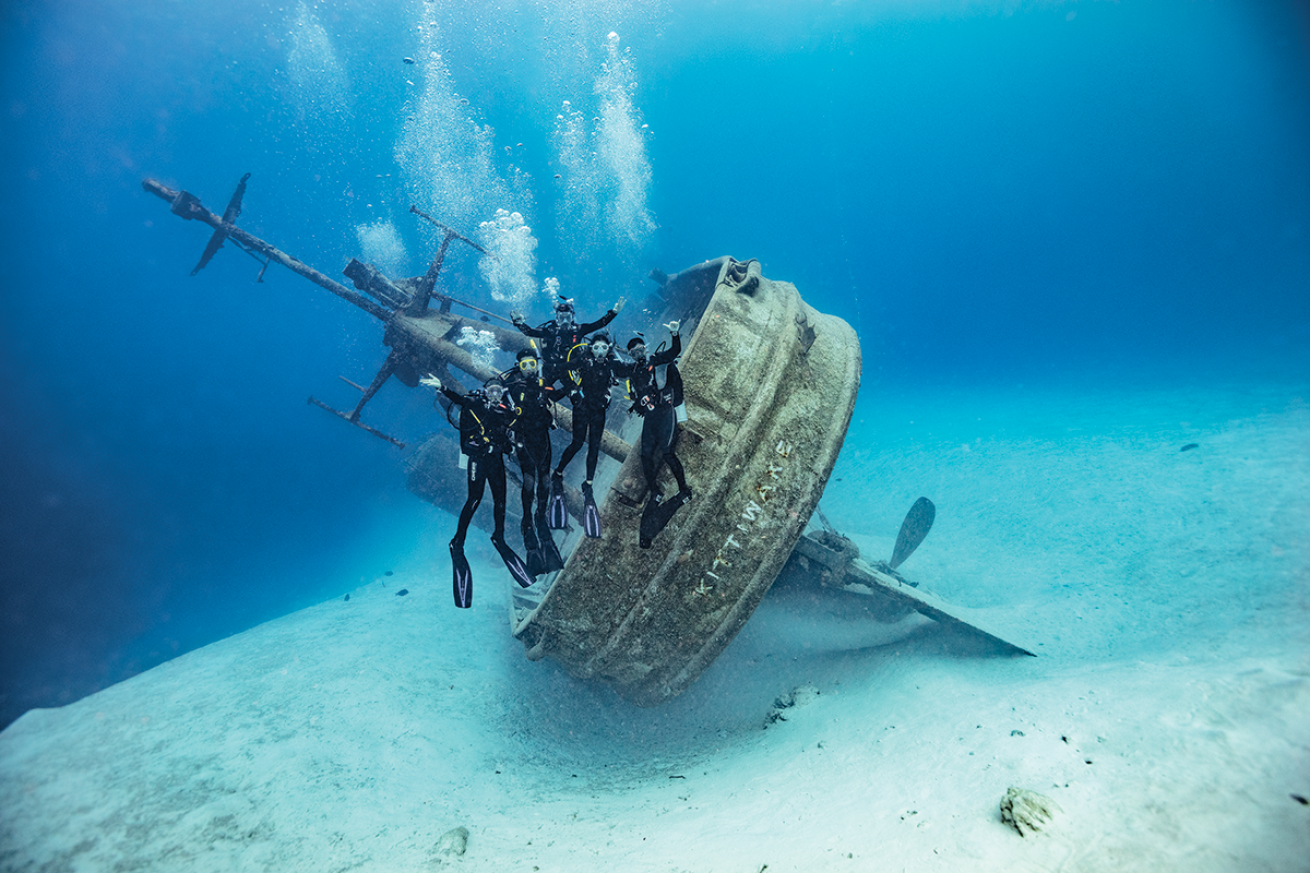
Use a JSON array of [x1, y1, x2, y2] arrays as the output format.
[[144, 174, 1032, 708]]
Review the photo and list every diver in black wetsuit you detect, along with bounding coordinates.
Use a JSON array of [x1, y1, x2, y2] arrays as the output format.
[[501, 348, 558, 523], [553, 330, 619, 492], [510, 295, 624, 388], [422, 374, 533, 605], [498, 348, 565, 573], [616, 321, 690, 506]]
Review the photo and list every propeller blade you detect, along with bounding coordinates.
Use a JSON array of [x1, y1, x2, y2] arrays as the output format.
[[889, 496, 935, 570], [189, 173, 250, 276]]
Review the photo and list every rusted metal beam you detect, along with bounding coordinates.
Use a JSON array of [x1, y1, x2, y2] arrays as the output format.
[[791, 533, 1036, 658], [307, 396, 406, 448], [142, 177, 390, 322]]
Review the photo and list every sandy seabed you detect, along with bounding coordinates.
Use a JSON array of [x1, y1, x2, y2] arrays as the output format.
[[2, 378, 1307, 872]]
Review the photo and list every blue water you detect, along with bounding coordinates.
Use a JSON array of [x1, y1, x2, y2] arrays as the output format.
[[1, 0, 1307, 730]]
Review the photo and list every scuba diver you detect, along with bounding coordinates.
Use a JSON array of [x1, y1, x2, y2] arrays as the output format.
[[420, 374, 534, 607], [499, 347, 566, 577], [510, 295, 624, 387], [614, 321, 692, 549], [549, 330, 620, 537]]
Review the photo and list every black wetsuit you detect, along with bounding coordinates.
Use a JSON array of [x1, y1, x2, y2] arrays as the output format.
[[442, 387, 517, 548], [513, 309, 617, 387], [500, 370, 560, 526], [555, 349, 618, 483], [616, 334, 688, 499]]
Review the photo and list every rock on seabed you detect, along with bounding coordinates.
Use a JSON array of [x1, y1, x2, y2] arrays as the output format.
[[1000, 787, 1062, 837]]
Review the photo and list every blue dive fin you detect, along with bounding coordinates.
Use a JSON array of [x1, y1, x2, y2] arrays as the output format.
[[535, 515, 565, 574], [582, 482, 602, 539], [450, 541, 473, 608], [548, 473, 569, 530], [492, 536, 535, 588], [639, 489, 692, 549]]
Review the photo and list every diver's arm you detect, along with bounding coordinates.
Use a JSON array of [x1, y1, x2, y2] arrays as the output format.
[[508, 310, 550, 338], [559, 358, 584, 394], [579, 303, 621, 334], [422, 374, 460, 408], [652, 331, 681, 366], [516, 321, 550, 338]]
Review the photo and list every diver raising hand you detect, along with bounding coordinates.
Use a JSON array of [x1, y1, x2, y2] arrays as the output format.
[[510, 295, 624, 388], [614, 322, 692, 548], [426, 374, 534, 606], [549, 330, 622, 538]]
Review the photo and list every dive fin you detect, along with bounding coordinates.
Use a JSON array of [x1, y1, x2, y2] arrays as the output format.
[[534, 515, 566, 574], [639, 489, 691, 549], [889, 497, 935, 570], [522, 523, 547, 578], [450, 541, 473, 608], [582, 482, 602, 539], [548, 473, 569, 530], [492, 536, 535, 588]]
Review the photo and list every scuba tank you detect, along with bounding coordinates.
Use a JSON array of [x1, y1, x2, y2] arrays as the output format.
[[661, 361, 684, 408]]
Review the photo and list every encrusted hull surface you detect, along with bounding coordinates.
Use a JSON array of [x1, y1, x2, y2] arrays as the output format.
[[514, 260, 861, 706]]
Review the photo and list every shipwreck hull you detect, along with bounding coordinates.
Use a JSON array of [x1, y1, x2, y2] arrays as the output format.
[[513, 260, 861, 706], [140, 173, 1034, 707]]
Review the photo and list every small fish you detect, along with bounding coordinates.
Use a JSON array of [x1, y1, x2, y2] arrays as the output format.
[[1180, 443, 1199, 452], [396, 588, 409, 597], [384, 570, 393, 576], [344, 593, 350, 602], [403, 57, 415, 65]]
